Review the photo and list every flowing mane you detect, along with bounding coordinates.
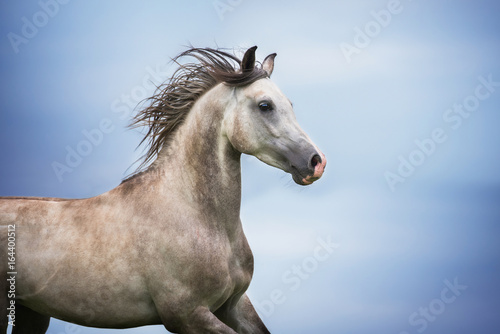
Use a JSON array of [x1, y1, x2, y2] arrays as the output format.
[[131, 47, 269, 171]]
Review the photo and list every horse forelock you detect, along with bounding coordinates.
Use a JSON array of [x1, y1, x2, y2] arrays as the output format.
[[129, 47, 268, 177]]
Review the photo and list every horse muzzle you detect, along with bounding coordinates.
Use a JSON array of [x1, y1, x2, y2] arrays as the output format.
[[290, 151, 327, 186], [302, 152, 327, 185]]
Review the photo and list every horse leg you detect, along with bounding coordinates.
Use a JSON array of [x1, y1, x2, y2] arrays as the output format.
[[215, 293, 270, 334], [11, 305, 50, 334], [160, 306, 237, 334]]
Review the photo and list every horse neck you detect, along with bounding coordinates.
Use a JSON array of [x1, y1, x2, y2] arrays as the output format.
[[154, 85, 242, 224]]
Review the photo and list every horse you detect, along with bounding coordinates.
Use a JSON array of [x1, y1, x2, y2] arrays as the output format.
[[0, 46, 326, 334]]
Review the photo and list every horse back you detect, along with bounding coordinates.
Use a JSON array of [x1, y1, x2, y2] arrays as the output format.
[[0, 196, 75, 229]]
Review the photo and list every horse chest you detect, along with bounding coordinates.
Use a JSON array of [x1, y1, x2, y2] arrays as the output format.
[[193, 229, 253, 290], [201, 239, 253, 310], [153, 224, 253, 307]]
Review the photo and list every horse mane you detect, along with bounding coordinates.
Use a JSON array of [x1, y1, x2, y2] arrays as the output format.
[[130, 47, 268, 174]]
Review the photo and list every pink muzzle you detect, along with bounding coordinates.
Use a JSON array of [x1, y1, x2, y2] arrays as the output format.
[[302, 152, 327, 185]]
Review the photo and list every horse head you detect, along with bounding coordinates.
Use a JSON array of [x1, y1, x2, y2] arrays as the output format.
[[223, 46, 326, 185]]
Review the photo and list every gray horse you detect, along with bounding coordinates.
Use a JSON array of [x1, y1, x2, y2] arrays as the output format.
[[0, 46, 326, 333]]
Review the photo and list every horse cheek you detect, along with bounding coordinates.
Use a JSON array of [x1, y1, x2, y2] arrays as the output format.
[[227, 116, 257, 155]]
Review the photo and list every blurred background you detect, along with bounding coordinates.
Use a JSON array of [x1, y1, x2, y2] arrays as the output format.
[[1, 1, 499, 333]]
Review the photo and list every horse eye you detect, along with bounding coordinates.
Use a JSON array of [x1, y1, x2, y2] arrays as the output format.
[[258, 101, 273, 112]]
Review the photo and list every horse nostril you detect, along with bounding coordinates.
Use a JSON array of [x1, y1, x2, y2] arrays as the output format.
[[311, 154, 322, 168]]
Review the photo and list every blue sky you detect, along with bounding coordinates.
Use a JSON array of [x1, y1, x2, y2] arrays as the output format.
[[1, 1, 500, 333]]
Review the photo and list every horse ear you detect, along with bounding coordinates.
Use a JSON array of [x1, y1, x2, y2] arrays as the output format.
[[262, 53, 277, 77], [241, 46, 257, 72]]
